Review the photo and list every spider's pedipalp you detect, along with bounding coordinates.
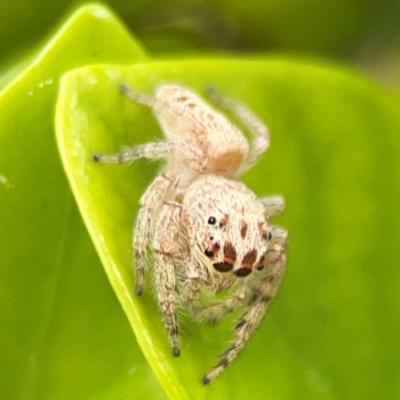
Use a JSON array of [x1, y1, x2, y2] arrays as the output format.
[[261, 195, 285, 217]]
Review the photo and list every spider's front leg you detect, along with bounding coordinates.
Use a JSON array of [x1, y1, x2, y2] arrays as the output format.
[[93, 142, 206, 296], [133, 174, 177, 295], [203, 225, 288, 384], [93, 145, 178, 295], [153, 200, 183, 357]]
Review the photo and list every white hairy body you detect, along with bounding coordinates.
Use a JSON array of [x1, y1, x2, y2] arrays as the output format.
[[93, 83, 288, 384]]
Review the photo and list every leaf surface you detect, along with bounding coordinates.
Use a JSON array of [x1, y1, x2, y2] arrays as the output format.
[[0, 5, 166, 400], [56, 58, 400, 399]]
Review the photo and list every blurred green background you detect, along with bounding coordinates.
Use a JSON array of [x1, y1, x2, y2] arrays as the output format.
[[2, 0, 400, 87], [1, 1, 400, 399]]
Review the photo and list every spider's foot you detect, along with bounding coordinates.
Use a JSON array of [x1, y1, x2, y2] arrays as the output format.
[[134, 286, 143, 296], [92, 153, 101, 162], [91, 152, 124, 164], [119, 83, 130, 95], [202, 368, 219, 385], [172, 346, 181, 357]]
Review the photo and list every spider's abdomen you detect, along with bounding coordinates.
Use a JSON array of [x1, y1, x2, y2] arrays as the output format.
[[154, 85, 249, 177]]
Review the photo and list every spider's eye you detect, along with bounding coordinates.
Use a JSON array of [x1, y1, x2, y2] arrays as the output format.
[[208, 216, 216, 225], [204, 249, 214, 258]]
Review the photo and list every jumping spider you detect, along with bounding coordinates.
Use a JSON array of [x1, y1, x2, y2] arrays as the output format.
[[93, 83, 288, 384]]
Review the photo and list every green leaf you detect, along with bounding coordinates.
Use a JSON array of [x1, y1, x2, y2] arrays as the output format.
[[56, 59, 400, 399], [0, 4, 166, 400]]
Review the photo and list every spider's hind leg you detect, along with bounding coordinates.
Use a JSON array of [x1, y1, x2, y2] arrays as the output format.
[[206, 87, 270, 174]]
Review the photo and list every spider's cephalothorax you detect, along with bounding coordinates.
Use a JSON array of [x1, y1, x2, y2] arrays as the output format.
[[182, 175, 269, 278], [93, 83, 288, 384]]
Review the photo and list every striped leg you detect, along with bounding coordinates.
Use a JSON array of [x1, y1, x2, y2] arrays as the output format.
[[203, 226, 288, 384]]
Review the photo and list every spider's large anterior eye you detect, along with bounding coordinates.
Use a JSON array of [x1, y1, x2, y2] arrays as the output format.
[[208, 216, 216, 225], [213, 262, 233, 272]]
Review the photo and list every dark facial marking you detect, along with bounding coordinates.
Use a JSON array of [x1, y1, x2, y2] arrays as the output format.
[[204, 249, 214, 258], [234, 249, 258, 277], [223, 242, 237, 264], [219, 214, 229, 227], [258, 221, 268, 240], [240, 220, 248, 239], [233, 268, 252, 277], [241, 249, 258, 268], [204, 242, 220, 258], [256, 254, 265, 270], [213, 242, 221, 253], [213, 262, 234, 272]]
